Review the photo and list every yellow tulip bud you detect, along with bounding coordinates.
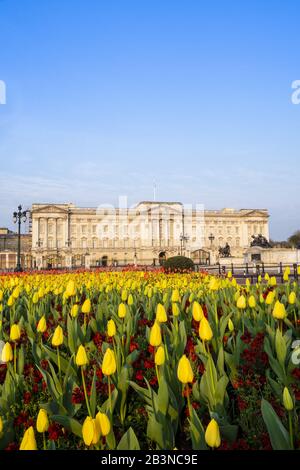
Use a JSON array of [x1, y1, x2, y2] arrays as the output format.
[[71, 304, 79, 317], [177, 354, 194, 384], [205, 419, 221, 448], [265, 291, 275, 305], [107, 319, 116, 337], [0, 416, 3, 433], [156, 303, 167, 323], [12, 286, 20, 299], [199, 317, 213, 341], [7, 295, 14, 307], [102, 348, 116, 376], [118, 303, 127, 318], [51, 325, 63, 347], [155, 345, 165, 365], [265, 273, 270, 281], [128, 294, 134, 305], [76, 345, 89, 367], [272, 300, 286, 320], [121, 289, 128, 301], [20, 426, 37, 450], [269, 276, 277, 286], [82, 298, 91, 314], [10, 324, 21, 342], [96, 412, 111, 436], [171, 289, 180, 302], [227, 271, 232, 279], [37, 316, 47, 333], [283, 387, 294, 411], [258, 275, 262, 283], [82, 416, 95, 446], [246, 279, 251, 288], [149, 322, 162, 347], [236, 295, 246, 309], [192, 301, 204, 322], [288, 292, 296, 305], [0, 290, 3, 302], [259, 294, 265, 304], [228, 318, 234, 332], [283, 272, 289, 282], [32, 292, 39, 304], [1, 342, 13, 362], [172, 303, 180, 317], [248, 295, 256, 308], [65, 280, 76, 297], [36, 409, 49, 433]]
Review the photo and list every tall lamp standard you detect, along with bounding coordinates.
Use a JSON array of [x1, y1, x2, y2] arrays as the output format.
[[180, 234, 189, 256], [13, 205, 27, 272], [208, 233, 215, 247]]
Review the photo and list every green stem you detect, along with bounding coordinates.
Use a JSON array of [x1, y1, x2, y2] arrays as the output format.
[[57, 347, 62, 383], [155, 364, 160, 386], [14, 343, 17, 374], [81, 367, 92, 417], [43, 432, 47, 450], [108, 376, 112, 414], [288, 412, 294, 449], [186, 385, 192, 417]]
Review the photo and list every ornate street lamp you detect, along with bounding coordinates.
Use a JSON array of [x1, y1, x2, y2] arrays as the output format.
[[180, 233, 189, 256], [13, 205, 27, 272], [208, 233, 215, 247]]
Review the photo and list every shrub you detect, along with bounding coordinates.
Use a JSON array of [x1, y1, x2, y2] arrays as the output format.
[[163, 256, 195, 273]]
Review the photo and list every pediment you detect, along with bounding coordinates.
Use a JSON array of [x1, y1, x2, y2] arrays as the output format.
[[31, 204, 69, 214], [241, 209, 269, 218]]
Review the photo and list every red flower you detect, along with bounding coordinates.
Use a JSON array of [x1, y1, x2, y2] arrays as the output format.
[[23, 391, 31, 404], [72, 387, 85, 404], [135, 370, 144, 381], [48, 423, 63, 441], [144, 359, 154, 369], [5, 442, 19, 451]]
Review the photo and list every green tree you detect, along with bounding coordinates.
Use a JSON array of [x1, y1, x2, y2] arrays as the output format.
[[287, 230, 300, 248]]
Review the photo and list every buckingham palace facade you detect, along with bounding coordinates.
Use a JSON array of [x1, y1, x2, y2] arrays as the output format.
[[30, 201, 270, 269]]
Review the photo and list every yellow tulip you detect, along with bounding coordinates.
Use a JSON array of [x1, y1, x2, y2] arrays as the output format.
[[156, 303, 167, 323], [76, 345, 89, 367], [107, 319, 116, 337], [37, 316, 47, 333], [177, 354, 194, 384], [128, 294, 134, 305], [192, 301, 204, 322], [288, 292, 296, 305], [283, 271, 289, 282], [7, 295, 14, 307], [65, 280, 76, 296], [118, 303, 127, 318], [12, 286, 20, 299], [102, 348, 116, 376], [199, 317, 213, 341], [155, 345, 165, 365], [227, 271, 232, 279], [171, 289, 180, 302], [20, 426, 37, 450], [172, 303, 180, 316], [71, 304, 79, 317], [1, 342, 13, 362], [36, 409, 49, 433], [265, 291, 275, 305], [248, 295, 256, 308], [0, 416, 3, 433], [51, 325, 63, 347], [149, 322, 162, 347], [236, 295, 246, 309], [82, 416, 95, 446], [269, 276, 277, 286], [228, 318, 234, 332], [82, 298, 91, 314], [96, 412, 111, 436], [32, 292, 39, 304], [265, 273, 270, 281], [272, 300, 286, 320], [121, 289, 128, 301], [0, 290, 3, 302], [10, 324, 21, 342], [283, 387, 294, 411], [205, 419, 221, 448], [259, 294, 265, 304]]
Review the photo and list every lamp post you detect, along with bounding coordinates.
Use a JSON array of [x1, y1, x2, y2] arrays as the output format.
[[180, 233, 189, 256], [208, 233, 215, 247], [13, 205, 27, 272]]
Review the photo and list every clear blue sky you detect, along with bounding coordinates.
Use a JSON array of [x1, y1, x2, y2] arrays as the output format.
[[0, 0, 299, 239]]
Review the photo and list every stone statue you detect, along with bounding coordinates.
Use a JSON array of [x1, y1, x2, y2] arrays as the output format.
[[218, 242, 231, 258], [250, 234, 271, 248]]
